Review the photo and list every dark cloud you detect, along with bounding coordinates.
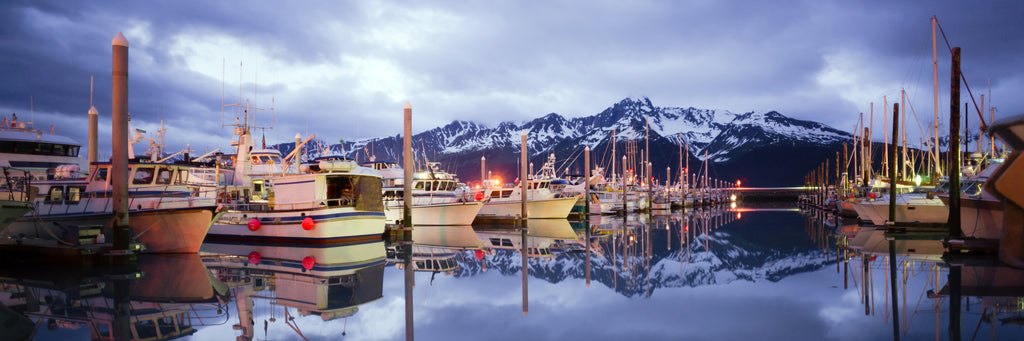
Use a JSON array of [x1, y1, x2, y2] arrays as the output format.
[[1, 0, 1020, 156]]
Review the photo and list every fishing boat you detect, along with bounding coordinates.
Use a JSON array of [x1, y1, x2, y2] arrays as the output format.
[[206, 112, 385, 243], [363, 160, 483, 226], [207, 158, 385, 243], [3, 162, 216, 253], [477, 154, 580, 220]]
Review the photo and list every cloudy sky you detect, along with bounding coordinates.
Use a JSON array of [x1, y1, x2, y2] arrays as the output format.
[[1, 1, 1021, 157]]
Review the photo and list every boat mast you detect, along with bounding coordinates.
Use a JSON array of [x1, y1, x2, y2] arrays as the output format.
[[901, 89, 907, 181], [931, 16, 941, 178]]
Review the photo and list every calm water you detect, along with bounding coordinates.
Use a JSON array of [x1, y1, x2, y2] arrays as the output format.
[[6, 204, 1024, 340]]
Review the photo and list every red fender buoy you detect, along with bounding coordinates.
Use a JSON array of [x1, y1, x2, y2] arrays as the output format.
[[247, 218, 261, 231], [248, 251, 261, 264], [301, 217, 315, 230], [302, 256, 315, 270]]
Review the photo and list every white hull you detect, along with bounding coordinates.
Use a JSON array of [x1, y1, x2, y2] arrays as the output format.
[[384, 201, 483, 226], [860, 197, 948, 225], [949, 196, 1004, 240], [209, 206, 385, 243], [6, 207, 214, 253], [477, 196, 579, 219]]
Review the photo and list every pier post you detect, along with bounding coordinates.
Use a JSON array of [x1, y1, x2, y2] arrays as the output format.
[[403, 102, 413, 231], [110, 33, 131, 254], [889, 103, 899, 224], [521, 131, 528, 221], [947, 47, 962, 238], [480, 155, 485, 188], [584, 147, 590, 215]]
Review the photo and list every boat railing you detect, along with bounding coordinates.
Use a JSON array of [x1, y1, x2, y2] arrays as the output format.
[[1, 166, 32, 201], [34, 183, 210, 216], [220, 197, 356, 211]]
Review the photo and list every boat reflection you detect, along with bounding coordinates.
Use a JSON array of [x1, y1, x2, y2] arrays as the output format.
[[818, 206, 1024, 340], [200, 240, 385, 340], [387, 225, 483, 276], [0, 254, 228, 340]]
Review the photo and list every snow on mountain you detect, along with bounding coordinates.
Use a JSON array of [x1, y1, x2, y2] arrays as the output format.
[[289, 96, 850, 163]]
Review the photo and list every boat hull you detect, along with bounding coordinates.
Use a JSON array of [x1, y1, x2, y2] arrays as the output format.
[[860, 198, 948, 225], [5, 206, 214, 253], [477, 196, 579, 219], [384, 201, 483, 226], [208, 207, 385, 243]]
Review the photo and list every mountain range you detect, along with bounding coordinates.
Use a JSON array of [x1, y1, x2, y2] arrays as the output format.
[[280, 97, 853, 186]]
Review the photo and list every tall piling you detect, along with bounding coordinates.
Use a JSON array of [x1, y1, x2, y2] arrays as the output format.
[[584, 147, 590, 215], [889, 103, 899, 224], [111, 32, 130, 253], [947, 47, 962, 238], [520, 131, 528, 221], [403, 102, 413, 230]]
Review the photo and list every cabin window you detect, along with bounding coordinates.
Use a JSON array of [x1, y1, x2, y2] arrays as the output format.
[[251, 156, 261, 164], [92, 168, 108, 182], [431, 181, 440, 191], [416, 261, 425, 269], [45, 186, 64, 204], [133, 167, 155, 185], [155, 168, 172, 184], [65, 186, 84, 203], [176, 169, 189, 184], [415, 181, 424, 190]]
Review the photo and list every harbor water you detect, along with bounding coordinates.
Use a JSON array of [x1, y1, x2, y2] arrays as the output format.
[[5, 204, 1023, 340]]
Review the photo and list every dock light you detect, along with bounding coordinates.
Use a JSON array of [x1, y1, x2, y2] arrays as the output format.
[[736, 180, 741, 187], [247, 218, 261, 231], [914, 174, 922, 186], [737, 212, 742, 219], [730, 194, 737, 202], [302, 256, 315, 270], [248, 251, 261, 264]]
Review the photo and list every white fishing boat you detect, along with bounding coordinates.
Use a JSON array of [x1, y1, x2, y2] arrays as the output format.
[[206, 114, 385, 243], [4, 162, 216, 253], [207, 158, 386, 243], [477, 154, 580, 220], [364, 160, 483, 226], [477, 181, 580, 219]]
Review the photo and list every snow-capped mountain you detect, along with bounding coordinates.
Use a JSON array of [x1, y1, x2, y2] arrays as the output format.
[[278, 97, 852, 186]]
